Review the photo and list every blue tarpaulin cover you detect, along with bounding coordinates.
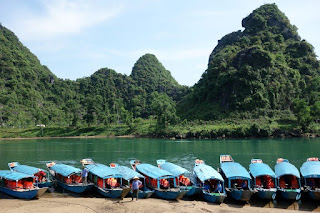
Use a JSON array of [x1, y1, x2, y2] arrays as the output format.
[[116, 166, 144, 180], [300, 161, 320, 178], [0, 170, 34, 180], [50, 164, 81, 177], [86, 163, 122, 179], [11, 165, 41, 176], [136, 164, 174, 179], [220, 162, 251, 179], [160, 162, 189, 177], [275, 162, 300, 178], [194, 163, 224, 182], [249, 162, 276, 178]]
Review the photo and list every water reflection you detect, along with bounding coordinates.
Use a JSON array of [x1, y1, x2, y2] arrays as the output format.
[[0, 137, 319, 172]]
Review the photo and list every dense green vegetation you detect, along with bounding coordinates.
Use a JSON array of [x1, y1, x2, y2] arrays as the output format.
[[0, 26, 187, 128], [177, 4, 319, 123], [0, 4, 319, 138]]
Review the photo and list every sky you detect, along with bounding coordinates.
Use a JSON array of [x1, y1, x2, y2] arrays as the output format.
[[0, 0, 319, 86]]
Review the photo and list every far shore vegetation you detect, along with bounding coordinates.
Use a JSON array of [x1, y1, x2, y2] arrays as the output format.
[[0, 116, 319, 139]]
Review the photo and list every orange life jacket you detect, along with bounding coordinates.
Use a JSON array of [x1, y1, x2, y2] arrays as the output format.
[[279, 180, 286, 189], [256, 177, 262, 186], [291, 178, 299, 189], [64, 177, 72, 184], [23, 181, 34, 189], [74, 176, 82, 183], [160, 179, 169, 188], [97, 178, 104, 188], [106, 178, 117, 187], [151, 179, 157, 187], [179, 175, 191, 186]]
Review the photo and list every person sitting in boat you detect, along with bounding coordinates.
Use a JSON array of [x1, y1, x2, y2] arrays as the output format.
[[35, 169, 47, 183], [204, 181, 211, 192], [214, 181, 223, 193], [240, 180, 248, 189]]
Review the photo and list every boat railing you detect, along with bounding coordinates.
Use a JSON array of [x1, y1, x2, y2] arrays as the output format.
[[80, 158, 95, 166], [307, 157, 319, 161], [220, 155, 234, 163], [276, 158, 289, 164], [251, 159, 263, 164]]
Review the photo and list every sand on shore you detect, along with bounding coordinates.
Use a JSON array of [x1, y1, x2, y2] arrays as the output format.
[[0, 197, 315, 213]]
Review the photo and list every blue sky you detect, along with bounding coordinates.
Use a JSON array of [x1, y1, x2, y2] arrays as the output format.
[[0, 0, 319, 86]]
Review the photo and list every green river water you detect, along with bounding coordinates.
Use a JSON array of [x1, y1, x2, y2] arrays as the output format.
[[1, 137, 320, 210], [0, 137, 319, 172]]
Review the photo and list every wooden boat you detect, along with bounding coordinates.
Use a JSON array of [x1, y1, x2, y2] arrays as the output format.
[[219, 155, 254, 201], [157, 159, 199, 196], [131, 160, 187, 200], [8, 162, 52, 197], [300, 157, 320, 200], [46, 162, 93, 193], [114, 164, 154, 199], [275, 158, 301, 200], [0, 170, 40, 199], [249, 159, 277, 200], [81, 159, 129, 198], [193, 159, 226, 203]]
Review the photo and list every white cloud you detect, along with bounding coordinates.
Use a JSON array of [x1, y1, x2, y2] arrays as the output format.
[[13, 0, 123, 40]]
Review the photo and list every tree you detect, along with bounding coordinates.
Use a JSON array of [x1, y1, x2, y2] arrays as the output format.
[[311, 101, 320, 122], [150, 92, 179, 127], [293, 99, 312, 129]]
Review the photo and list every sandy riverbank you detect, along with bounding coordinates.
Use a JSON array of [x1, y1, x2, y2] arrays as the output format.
[[0, 197, 317, 213]]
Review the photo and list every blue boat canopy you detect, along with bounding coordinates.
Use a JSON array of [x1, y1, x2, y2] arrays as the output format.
[[85, 163, 122, 179], [300, 161, 320, 178], [136, 164, 174, 179], [160, 162, 190, 177], [50, 164, 81, 177], [194, 164, 224, 182], [275, 162, 300, 178], [116, 166, 144, 180], [11, 165, 42, 176], [0, 170, 34, 180], [249, 162, 276, 178], [220, 162, 251, 179]]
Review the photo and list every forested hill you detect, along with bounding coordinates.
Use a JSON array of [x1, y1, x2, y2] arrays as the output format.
[[131, 54, 187, 101], [177, 4, 320, 120], [0, 24, 186, 127]]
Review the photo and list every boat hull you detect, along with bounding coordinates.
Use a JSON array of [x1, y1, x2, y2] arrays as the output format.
[[308, 190, 320, 200], [95, 186, 123, 198], [227, 189, 253, 201], [128, 189, 154, 199], [38, 181, 53, 188], [36, 187, 48, 197], [0, 186, 39, 199], [256, 188, 277, 200], [154, 189, 188, 200], [183, 186, 201, 196], [278, 189, 301, 200], [202, 190, 226, 203], [56, 181, 93, 194]]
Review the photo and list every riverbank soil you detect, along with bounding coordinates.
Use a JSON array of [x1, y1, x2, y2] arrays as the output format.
[[0, 197, 318, 213]]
